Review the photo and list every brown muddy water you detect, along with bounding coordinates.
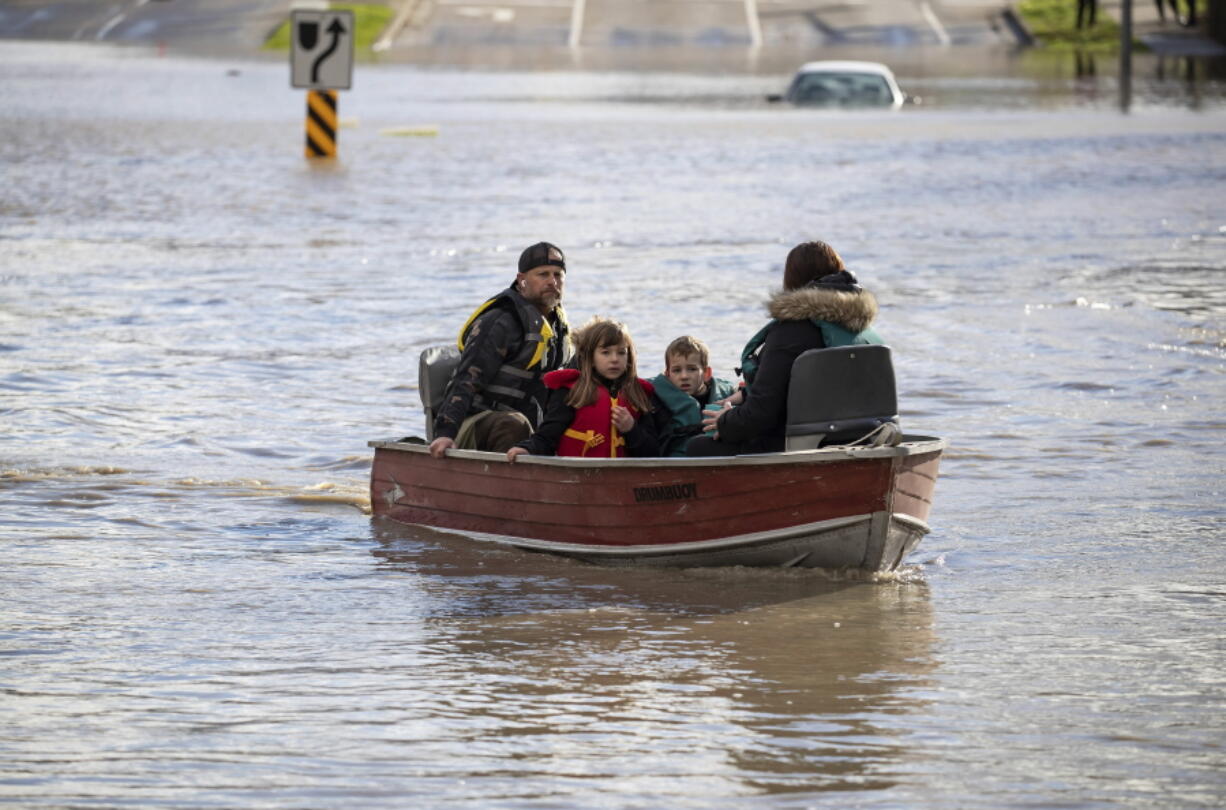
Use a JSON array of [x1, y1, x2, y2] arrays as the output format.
[[2, 40, 1224, 808]]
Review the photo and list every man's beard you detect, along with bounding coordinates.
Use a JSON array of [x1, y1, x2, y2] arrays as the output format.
[[526, 290, 560, 311]]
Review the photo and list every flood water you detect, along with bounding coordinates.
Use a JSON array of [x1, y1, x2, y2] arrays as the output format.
[[2, 41, 1225, 808]]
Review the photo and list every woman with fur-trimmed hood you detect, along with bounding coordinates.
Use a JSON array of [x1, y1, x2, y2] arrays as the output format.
[[686, 241, 883, 456]]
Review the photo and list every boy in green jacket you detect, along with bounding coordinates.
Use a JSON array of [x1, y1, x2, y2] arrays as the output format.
[[649, 336, 739, 456]]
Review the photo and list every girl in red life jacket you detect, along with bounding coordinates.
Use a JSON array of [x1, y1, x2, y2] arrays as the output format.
[[507, 317, 661, 461]]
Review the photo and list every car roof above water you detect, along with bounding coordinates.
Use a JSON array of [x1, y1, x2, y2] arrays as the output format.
[[795, 60, 897, 77], [785, 60, 905, 108]]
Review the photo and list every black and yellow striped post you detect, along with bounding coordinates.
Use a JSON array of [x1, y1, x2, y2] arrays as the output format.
[[305, 90, 338, 159]]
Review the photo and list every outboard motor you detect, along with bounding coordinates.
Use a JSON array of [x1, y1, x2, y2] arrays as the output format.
[[418, 345, 460, 441]]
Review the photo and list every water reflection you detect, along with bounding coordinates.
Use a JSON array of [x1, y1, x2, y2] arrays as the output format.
[[1075, 50, 1098, 79], [371, 521, 936, 795]]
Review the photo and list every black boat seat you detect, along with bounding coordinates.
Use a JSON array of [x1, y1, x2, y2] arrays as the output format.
[[785, 345, 900, 450], [419, 345, 460, 441]]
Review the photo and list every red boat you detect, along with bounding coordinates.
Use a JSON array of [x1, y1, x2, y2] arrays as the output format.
[[367, 436, 945, 572]]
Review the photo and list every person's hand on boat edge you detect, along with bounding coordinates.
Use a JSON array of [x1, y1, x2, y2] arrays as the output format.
[[506, 446, 528, 463], [429, 437, 454, 459]]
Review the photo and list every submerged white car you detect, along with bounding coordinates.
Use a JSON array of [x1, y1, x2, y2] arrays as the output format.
[[768, 61, 909, 109]]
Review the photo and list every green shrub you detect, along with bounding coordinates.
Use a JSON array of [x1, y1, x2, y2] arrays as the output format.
[[1017, 0, 1128, 51], [264, 3, 394, 51]]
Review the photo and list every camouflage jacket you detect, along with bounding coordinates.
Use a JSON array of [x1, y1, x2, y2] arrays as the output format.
[[432, 287, 571, 440]]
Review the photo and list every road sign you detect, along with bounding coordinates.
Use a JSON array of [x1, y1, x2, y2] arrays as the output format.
[[290, 10, 353, 91]]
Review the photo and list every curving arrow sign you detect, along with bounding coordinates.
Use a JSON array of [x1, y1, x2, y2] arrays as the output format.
[[311, 18, 347, 84], [290, 10, 353, 90]]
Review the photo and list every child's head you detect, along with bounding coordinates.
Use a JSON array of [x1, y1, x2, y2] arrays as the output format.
[[568, 317, 649, 412], [575, 317, 638, 381], [664, 336, 713, 397]]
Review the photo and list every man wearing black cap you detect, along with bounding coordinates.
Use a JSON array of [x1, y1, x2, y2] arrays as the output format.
[[429, 242, 573, 458]]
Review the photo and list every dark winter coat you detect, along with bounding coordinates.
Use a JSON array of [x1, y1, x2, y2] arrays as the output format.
[[692, 285, 881, 456]]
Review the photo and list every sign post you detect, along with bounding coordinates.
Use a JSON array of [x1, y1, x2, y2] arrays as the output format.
[[290, 9, 354, 158], [1119, 0, 1132, 113]]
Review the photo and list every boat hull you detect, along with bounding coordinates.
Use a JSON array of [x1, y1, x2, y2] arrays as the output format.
[[368, 437, 945, 572]]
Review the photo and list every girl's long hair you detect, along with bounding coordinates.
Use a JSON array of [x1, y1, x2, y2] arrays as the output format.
[[566, 317, 651, 413]]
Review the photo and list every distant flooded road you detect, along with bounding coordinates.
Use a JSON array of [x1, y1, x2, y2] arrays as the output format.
[[2, 41, 1224, 809]]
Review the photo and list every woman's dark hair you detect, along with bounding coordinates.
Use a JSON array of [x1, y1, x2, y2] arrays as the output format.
[[783, 241, 845, 291]]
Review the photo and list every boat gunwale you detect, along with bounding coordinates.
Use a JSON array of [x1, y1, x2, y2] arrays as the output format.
[[368, 435, 947, 469]]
